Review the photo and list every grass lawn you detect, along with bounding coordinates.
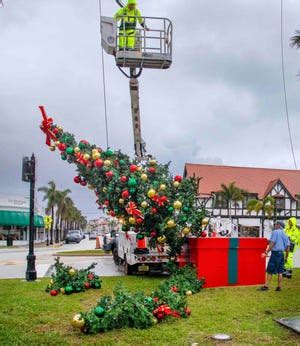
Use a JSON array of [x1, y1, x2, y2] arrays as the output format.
[[55, 250, 108, 257], [0, 271, 299, 345]]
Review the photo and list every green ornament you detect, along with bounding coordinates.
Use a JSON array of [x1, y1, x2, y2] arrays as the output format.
[[129, 188, 136, 194], [122, 225, 128, 231], [94, 281, 101, 289], [66, 147, 74, 155], [65, 286, 73, 295], [75, 287, 82, 292], [94, 306, 105, 317], [119, 160, 126, 166], [181, 216, 188, 222], [137, 233, 144, 240], [61, 154, 67, 161], [128, 178, 137, 188], [183, 206, 189, 213], [145, 297, 153, 304], [106, 149, 114, 157], [168, 206, 174, 213], [78, 142, 85, 149]]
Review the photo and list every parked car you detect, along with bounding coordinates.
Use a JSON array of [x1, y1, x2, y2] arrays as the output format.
[[65, 231, 81, 244], [89, 232, 97, 240], [103, 230, 118, 253]]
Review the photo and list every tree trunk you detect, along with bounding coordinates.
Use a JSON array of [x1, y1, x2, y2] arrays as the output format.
[[50, 206, 54, 245], [262, 211, 265, 238]]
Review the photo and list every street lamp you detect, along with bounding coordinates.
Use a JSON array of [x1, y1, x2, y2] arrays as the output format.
[[22, 154, 37, 281]]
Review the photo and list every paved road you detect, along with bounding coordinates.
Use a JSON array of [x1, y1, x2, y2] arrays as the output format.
[[0, 238, 123, 279]]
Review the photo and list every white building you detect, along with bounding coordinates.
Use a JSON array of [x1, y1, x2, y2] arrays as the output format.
[[0, 194, 46, 246], [184, 164, 300, 238]]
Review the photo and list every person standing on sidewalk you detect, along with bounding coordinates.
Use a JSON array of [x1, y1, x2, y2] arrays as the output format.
[[260, 220, 290, 291]]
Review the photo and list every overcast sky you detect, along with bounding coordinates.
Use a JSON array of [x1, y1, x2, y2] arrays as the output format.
[[0, 0, 299, 220]]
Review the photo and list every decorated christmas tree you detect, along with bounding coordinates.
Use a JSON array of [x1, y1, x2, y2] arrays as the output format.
[[39, 106, 208, 257]]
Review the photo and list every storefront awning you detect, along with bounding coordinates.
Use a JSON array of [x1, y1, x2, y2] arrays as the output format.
[[0, 210, 44, 228]]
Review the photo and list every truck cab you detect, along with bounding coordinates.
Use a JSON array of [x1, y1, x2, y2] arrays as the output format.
[[115, 230, 170, 275]]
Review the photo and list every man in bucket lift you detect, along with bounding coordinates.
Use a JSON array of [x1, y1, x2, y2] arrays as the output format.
[[114, 0, 149, 51]]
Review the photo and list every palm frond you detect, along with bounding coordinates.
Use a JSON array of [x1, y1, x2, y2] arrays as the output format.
[[290, 30, 300, 49]]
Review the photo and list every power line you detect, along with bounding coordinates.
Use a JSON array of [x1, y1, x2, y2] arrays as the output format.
[[98, 0, 110, 148], [280, 0, 298, 169]]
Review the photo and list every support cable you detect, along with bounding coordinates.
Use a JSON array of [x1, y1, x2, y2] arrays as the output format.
[[280, 0, 298, 169], [98, 0, 110, 148]]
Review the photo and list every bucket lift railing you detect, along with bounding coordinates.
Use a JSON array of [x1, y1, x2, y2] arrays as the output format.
[[100, 13, 173, 160]]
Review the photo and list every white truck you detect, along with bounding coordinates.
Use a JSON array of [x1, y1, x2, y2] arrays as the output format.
[[114, 230, 170, 275]]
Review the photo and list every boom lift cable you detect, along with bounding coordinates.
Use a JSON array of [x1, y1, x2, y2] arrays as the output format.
[[98, 0, 110, 148], [280, 0, 298, 169]]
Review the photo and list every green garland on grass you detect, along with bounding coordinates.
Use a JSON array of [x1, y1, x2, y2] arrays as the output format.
[[71, 266, 205, 334], [46, 258, 102, 296]]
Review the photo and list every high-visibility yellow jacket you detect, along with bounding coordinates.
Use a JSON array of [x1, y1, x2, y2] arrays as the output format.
[[114, 6, 144, 30], [284, 217, 300, 247]]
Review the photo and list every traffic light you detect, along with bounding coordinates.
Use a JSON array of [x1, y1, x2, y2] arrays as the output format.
[[22, 156, 33, 182]]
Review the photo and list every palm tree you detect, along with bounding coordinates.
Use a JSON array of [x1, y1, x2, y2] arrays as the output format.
[[59, 196, 74, 240], [247, 196, 275, 238], [215, 182, 246, 223], [38, 181, 58, 244], [55, 189, 71, 243], [291, 30, 300, 49]]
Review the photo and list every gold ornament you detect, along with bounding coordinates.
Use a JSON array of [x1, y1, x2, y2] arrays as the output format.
[[152, 317, 158, 324], [83, 153, 90, 160], [60, 288, 65, 294], [141, 174, 148, 181], [92, 152, 101, 160], [167, 220, 176, 228], [50, 279, 54, 285], [57, 126, 63, 132], [49, 145, 56, 152], [88, 184, 94, 190], [54, 141, 60, 147], [182, 227, 191, 236], [186, 290, 193, 296], [157, 235, 166, 244], [149, 159, 157, 166], [173, 200, 182, 210], [141, 201, 148, 208], [173, 181, 180, 188], [74, 146, 80, 153], [137, 166, 143, 172], [69, 268, 76, 276], [147, 189, 156, 198], [129, 217, 136, 225], [202, 218, 209, 225], [102, 187, 107, 193], [71, 314, 85, 329], [119, 199, 125, 205], [104, 160, 111, 167], [159, 184, 167, 191]]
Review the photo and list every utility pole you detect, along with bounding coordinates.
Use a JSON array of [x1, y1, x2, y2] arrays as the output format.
[[22, 154, 37, 281]]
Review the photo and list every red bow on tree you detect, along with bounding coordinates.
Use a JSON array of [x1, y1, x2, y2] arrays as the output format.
[[153, 304, 180, 319], [152, 195, 168, 207], [126, 202, 143, 218], [39, 106, 57, 146]]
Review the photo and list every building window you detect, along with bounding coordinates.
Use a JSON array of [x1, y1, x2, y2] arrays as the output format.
[[243, 194, 258, 208], [275, 197, 285, 211], [214, 195, 228, 209]]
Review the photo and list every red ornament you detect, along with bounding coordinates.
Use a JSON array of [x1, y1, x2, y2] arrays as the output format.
[[80, 180, 87, 186], [94, 159, 104, 168], [58, 143, 67, 151], [87, 273, 94, 280], [105, 171, 114, 179], [185, 307, 191, 316], [129, 165, 138, 173], [156, 312, 164, 320], [120, 176, 128, 183], [148, 167, 156, 174], [80, 140, 89, 145], [174, 175, 182, 182], [150, 230, 157, 238], [104, 200, 110, 207], [153, 297, 159, 303], [84, 282, 91, 289], [201, 231, 207, 238], [122, 190, 130, 199], [74, 176, 81, 184], [151, 207, 158, 214], [110, 211, 116, 217], [50, 290, 58, 296], [171, 286, 178, 293], [136, 218, 143, 224]]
